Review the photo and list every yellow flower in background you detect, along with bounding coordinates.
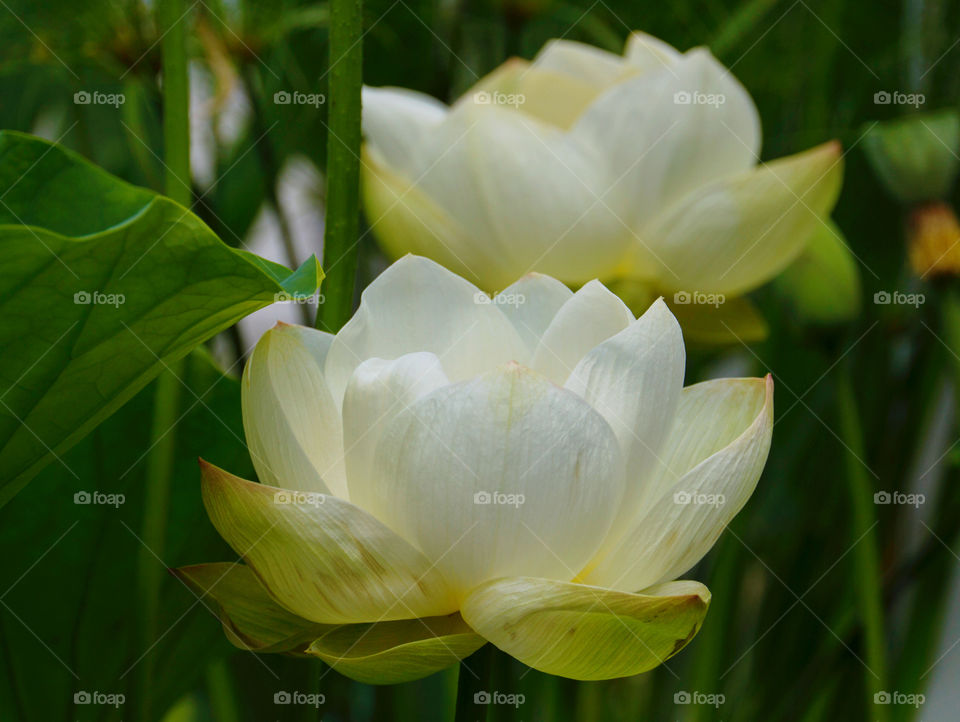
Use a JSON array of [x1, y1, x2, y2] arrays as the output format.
[[360, 33, 844, 316], [177, 256, 773, 682]]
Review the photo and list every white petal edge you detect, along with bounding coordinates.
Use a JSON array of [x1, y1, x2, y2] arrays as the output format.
[[530, 279, 635, 384], [343, 352, 450, 515], [242, 322, 347, 497], [362, 86, 448, 176], [564, 298, 685, 548], [323, 255, 527, 407], [580, 375, 773, 591]]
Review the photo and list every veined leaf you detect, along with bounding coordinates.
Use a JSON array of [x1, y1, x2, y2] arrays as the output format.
[[0, 131, 322, 503]]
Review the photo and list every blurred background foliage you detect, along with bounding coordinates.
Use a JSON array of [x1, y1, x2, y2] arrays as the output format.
[[3, 0, 960, 720]]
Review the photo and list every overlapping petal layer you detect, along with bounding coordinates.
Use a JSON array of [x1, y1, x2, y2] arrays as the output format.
[[200, 461, 459, 623], [461, 577, 710, 679]]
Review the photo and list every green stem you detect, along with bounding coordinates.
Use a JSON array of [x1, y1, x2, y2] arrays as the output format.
[[686, 534, 742, 722], [314, 0, 363, 333], [160, 0, 191, 208], [836, 364, 889, 722], [453, 644, 496, 722], [205, 659, 242, 722], [137, 2, 189, 719]]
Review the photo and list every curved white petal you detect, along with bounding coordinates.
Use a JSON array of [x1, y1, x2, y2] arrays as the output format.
[[494, 273, 573, 358], [456, 57, 602, 130], [323, 255, 527, 406], [343, 353, 450, 515], [242, 323, 347, 497], [409, 105, 629, 288], [370, 365, 625, 598], [636, 142, 844, 295], [530, 280, 635, 384], [362, 86, 448, 175], [564, 298, 685, 546], [622, 31, 683, 70], [580, 375, 773, 592], [531, 38, 633, 88], [573, 49, 760, 230], [361, 147, 499, 282]]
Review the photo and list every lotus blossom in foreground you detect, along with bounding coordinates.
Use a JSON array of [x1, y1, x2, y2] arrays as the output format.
[[176, 256, 773, 682], [361, 32, 843, 311]]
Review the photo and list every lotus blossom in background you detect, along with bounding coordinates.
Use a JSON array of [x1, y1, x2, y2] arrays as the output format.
[[360, 33, 848, 337], [177, 255, 773, 682]]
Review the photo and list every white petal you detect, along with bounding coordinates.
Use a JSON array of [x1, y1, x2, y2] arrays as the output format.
[[410, 105, 629, 288], [530, 280, 634, 384], [636, 142, 844, 295], [580, 375, 773, 591], [343, 353, 450, 515], [361, 147, 499, 283], [242, 323, 347, 497], [323, 256, 527, 406], [573, 49, 760, 230], [531, 39, 633, 88], [370, 365, 624, 598], [362, 86, 447, 175], [564, 298, 685, 546], [622, 32, 683, 70], [455, 58, 602, 130], [495, 273, 574, 357]]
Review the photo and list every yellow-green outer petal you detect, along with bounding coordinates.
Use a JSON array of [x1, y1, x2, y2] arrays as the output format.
[[773, 220, 861, 323], [199, 460, 459, 624], [307, 614, 485, 684], [460, 577, 710, 680], [173, 563, 332, 653]]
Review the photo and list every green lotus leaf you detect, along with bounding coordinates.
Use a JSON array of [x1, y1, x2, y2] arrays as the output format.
[[0, 131, 322, 503]]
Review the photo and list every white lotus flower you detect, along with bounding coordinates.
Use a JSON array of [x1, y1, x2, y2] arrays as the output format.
[[361, 32, 842, 304], [178, 256, 773, 682]]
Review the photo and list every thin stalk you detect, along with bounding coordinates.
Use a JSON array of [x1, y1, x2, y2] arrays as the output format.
[[836, 363, 889, 721], [314, 0, 363, 333], [205, 659, 242, 722], [137, 1, 190, 719], [686, 534, 742, 722], [453, 644, 496, 722]]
